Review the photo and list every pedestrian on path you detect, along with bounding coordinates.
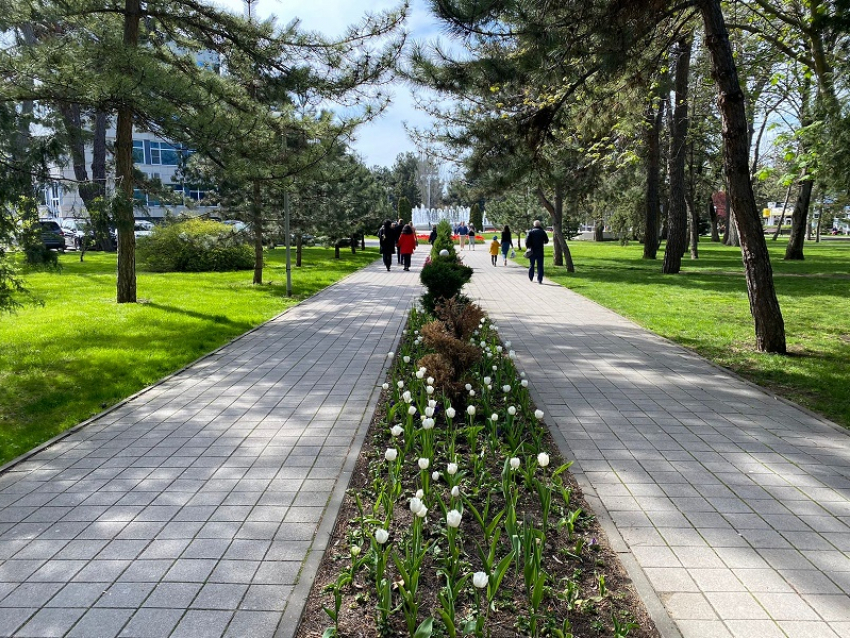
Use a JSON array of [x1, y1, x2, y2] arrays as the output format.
[[489, 235, 500, 266], [526, 220, 549, 284], [378, 219, 394, 271], [428, 226, 437, 244], [398, 223, 417, 271], [500, 224, 514, 266], [395, 218, 404, 264], [468, 223, 476, 250], [456, 221, 468, 250]]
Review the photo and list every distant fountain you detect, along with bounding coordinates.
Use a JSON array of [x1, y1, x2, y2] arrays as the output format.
[[411, 205, 489, 229]]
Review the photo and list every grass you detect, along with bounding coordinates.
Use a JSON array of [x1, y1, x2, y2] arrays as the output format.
[[0, 246, 380, 466], [544, 239, 850, 429]]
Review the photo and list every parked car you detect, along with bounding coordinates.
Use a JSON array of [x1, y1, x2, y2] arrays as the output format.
[[222, 219, 248, 233], [37, 219, 65, 252], [59, 218, 93, 250], [134, 220, 155, 238]]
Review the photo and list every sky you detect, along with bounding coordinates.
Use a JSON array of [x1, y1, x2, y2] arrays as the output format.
[[214, 0, 453, 169]]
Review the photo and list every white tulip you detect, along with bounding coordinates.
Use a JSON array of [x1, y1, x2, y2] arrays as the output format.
[[520, 371, 526, 378], [416, 370, 425, 379], [510, 457, 520, 470], [397, 380, 405, 388], [492, 325, 499, 332], [382, 383, 389, 391], [387, 352, 395, 359], [534, 409, 544, 420], [403, 355, 410, 364], [469, 389, 476, 397], [414, 330, 420, 335], [415, 489, 424, 499], [416, 506, 428, 518], [408, 406, 417, 415], [375, 529, 389, 544], [446, 407, 456, 419], [409, 497, 424, 514], [446, 510, 462, 528], [385, 448, 398, 461], [505, 341, 512, 348], [465, 384, 472, 391], [428, 399, 437, 408], [350, 544, 361, 556], [521, 380, 529, 388], [427, 376, 434, 385], [480, 341, 487, 348], [390, 425, 403, 437], [451, 486, 460, 498], [425, 407, 434, 417], [473, 572, 488, 589], [537, 452, 550, 468], [418, 457, 430, 470], [502, 385, 511, 393], [485, 386, 491, 391], [447, 463, 458, 475], [509, 350, 517, 359], [422, 418, 435, 430], [467, 405, 476, 416], [496, 345, 503, 353], [490, 413, 498, 423], [492, 365, 498, 371], [426, 385, 434, 395], [432, 471, 440, 481], [483, 376, 492, 385], [402, 390, 412, 403], [508, 406, 516, 416]]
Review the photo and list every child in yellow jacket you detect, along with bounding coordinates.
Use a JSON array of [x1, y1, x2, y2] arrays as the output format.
[[489, 236, 500, 266]]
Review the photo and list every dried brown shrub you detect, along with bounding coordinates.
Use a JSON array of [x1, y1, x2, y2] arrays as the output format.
[[419, 319, 482, 403], [434, 297, 485, 342]]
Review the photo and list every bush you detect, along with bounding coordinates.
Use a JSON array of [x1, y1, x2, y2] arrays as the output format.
[[419, 252, 473, 314], [137, 218, 254, 272], [430, 218, 456, 259]]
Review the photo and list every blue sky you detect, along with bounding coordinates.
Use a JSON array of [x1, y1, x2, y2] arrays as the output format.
[[215, 0, 451, 168]]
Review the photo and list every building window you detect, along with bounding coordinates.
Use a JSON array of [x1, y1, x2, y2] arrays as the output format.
[[132, 140, 144, 164], [148, 142, 180, 166]]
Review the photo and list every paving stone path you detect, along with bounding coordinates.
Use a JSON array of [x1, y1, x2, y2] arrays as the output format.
[[0, 255, 424, 638], [462, 246, 850, 638], [2, 245, 850, 638]]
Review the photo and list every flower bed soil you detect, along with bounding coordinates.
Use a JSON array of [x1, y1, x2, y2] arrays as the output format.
[[295, 390, 661, 638]]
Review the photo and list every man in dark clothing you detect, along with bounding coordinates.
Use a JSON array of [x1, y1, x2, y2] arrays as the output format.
[[525, 220, 549, 284]]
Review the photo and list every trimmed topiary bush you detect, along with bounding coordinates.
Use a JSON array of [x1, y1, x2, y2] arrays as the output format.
[[419, 251, 473, 314], [430, 218, 456, 260], [137, 218, 254, 272]]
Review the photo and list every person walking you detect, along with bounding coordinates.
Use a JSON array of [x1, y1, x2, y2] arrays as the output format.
[[378, 219, 394, 271], [489, 235, 500, 266], [525, 220, 549, 284], [456, 221, 468, 250], [428, 226, 437, 245], [468, 223, 476, 250], [398, 223, 417, 271], [500, 224, 514, 266], [395, 218, 404, 264]]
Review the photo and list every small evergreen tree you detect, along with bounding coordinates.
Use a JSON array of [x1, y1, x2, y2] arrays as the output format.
[[397, 196, 412, 224], [469, 202, 483, 232]]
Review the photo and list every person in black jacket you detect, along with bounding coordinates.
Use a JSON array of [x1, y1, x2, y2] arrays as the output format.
[[378, 219, 395, 271], [525, 220, 549, 284], [500, 225, 513, 266]]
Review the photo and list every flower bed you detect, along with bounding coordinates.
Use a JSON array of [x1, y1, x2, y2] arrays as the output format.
[[296, 300, 659, 638]]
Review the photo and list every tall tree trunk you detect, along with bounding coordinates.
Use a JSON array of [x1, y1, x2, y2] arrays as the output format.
[[772, 183, 793, 240], [663, 36, 692, 274], [785, 179, 812, 259], [708, 198, 720, 241], [688, 193, 699, 259], [537, 186, 574, 272], [726, 206, 740, 247], [251, 179, 264, 284], [115, 0, 141, 303], [643, 98, 664, 259], [699, 0, 786, 354], [594, 220, 604, 241]]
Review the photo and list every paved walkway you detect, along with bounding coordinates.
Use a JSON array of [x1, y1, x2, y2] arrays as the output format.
[[2, 245, 850, 638], [462, 247, 850, 638], [0, 255, 424, 638]]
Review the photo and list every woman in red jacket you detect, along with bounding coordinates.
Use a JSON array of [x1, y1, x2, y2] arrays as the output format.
[[397, 223, 417, 271]]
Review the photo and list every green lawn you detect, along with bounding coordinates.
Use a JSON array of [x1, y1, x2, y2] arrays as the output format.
[[0, 247, 379, 465], [546, 239, 850, 429]]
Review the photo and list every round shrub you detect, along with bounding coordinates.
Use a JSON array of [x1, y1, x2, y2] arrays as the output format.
[[137, 218, 254, 272], [419, 253, 473, 313]]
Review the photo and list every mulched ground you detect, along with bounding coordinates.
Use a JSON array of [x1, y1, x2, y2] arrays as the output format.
[[295, 388, 661, 638]]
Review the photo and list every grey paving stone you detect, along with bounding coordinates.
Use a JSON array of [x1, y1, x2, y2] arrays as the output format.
[[16, 606, 87, 637], [170, 609, 232, 638], [67, 607, 134, 637], [190, 583, 248, 610], [223, 610, 281, 637], [0, 582, 63, 608], [118, 608, 184, 637], [142, 582, 202, 609]]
